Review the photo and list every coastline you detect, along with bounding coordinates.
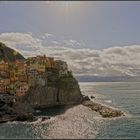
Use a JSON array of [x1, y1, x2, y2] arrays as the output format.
[[2, 81, 138, 139], [36, 93, 127, 139], [1, 92, 128, 139], [82, 100, 125, 118], [8, 102, 126, 139], [0, 80, 128, 139], [24, 104, 104, 139]]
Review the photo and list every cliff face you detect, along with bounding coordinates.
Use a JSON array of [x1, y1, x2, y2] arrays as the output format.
[[0, 42, 25, 62], [21, 70, 83, 108]]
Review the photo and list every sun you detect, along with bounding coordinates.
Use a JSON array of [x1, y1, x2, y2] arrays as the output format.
[[63, 1, 80, 16], [44, 1, 85, 21], [45, 1, 78, 13]]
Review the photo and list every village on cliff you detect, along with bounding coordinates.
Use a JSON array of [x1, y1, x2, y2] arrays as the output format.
[[0, 53, 69, 103], [0, 45, 124, 121]]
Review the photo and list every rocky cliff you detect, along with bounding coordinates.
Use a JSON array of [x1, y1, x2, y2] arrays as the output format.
[[21, 69, 83, 108]]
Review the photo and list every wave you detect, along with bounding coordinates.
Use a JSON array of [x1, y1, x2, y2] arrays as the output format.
[[104, 100, 112, 103]]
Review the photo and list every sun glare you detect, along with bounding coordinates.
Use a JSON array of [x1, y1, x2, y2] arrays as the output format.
[[45, 1, 80, 14], [43, 1, 88, 24]]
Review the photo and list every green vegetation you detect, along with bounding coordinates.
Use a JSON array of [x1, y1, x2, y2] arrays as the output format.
[[0, 42, 25, 62]]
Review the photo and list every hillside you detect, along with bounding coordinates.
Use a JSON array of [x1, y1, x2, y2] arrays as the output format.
[[0, 42, 25, 62]]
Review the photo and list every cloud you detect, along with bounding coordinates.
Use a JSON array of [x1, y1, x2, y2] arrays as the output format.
[[52, 40, 59, 45], [41, 33, 54, 40], [63, 39, 82, 48], [0, 32, 44, 57], [43, 45, 140, 77], [0, 32, 140, 77], [45, 33, 54, 38]]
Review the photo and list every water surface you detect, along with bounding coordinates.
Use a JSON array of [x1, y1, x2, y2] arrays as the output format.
[[80, 82, 140, 139], [0, 82, 139, 139]]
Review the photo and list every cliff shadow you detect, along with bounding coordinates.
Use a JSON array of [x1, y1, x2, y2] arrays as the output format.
[[33, 104, 76, 117]]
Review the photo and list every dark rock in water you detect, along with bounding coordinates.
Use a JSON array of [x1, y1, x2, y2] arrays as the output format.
[[99, 108, 123, 118], [41, 116, 51, 121], [15, 113, 29, 121], [13, 101, 34, 114], [0, 101, 36, 122], [90, 96, 95, 99], [15, 113, 37, 122], [82, 95, 90, 102], [82, 100, 124, 118], [0, 104, 17, 115], [42, 117, 46, 121]]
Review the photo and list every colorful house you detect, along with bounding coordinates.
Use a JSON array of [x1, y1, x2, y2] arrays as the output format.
[[15, 82, 29, 97]]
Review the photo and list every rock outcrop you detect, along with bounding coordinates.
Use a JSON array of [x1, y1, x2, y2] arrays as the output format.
[[21, 70, 83, 108], [82, 100, 124, 118], [0, 100, 37, 123]]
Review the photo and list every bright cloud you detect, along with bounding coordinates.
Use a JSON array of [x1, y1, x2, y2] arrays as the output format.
[[63, 39, 82, 48], [41, 33, 54, 40], [0, 32, 140, 77], [52, 40, 59, 45], [0, 32, 44, 57], [43, 45, 140, 77], [45, 33, 54, 38]]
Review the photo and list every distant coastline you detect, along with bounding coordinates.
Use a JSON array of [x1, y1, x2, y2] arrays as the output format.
[[76, 75, 140, 82]]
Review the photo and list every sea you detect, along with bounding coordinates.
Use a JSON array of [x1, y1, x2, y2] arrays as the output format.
[[80, 82, 140, 139], [0, 82, 139, 139]]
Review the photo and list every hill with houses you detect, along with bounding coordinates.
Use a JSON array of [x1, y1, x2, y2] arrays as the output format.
[[0, 42, 83, 122]]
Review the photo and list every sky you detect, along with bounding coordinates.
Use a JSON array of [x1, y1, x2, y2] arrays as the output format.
[[0, 1, 140, 77]]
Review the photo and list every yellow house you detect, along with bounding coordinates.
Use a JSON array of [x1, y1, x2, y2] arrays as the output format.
[[9, 61, 28, 83], [37, 64, 46, 73], [10, 69, 18, 82]]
